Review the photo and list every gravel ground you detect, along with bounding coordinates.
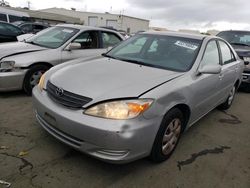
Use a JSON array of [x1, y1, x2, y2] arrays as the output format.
[[0, 91, 249, 188]]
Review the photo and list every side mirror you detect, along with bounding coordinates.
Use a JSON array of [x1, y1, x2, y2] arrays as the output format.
[[198, 64, 222, 74], [65, 42, 81, 51]]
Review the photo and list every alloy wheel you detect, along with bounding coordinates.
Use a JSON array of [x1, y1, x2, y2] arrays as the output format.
[[162, 118, 182, 155]]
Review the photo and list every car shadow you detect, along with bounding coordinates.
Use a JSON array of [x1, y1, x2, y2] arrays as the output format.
[[0, 90, 27, 98]]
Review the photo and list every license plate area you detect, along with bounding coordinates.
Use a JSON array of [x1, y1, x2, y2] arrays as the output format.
[[243, 75, 248, 80], [44, 112, 57, 127]]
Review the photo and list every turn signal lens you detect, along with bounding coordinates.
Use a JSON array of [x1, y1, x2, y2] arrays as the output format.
[[38, 74, 45, 91]]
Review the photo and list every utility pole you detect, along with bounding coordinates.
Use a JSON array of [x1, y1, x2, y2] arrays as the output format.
[[27, 1, 31, 9], [0, 0, 10, 7]]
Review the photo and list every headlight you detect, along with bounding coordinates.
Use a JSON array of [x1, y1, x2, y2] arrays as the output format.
[[84, 99, 153, 120], [0, 61, 15, 70], [38, 73, 46, 91], [243, 57, 250, 62]]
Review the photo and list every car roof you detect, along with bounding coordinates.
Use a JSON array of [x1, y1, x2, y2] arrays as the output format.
[[0, 21, 22, 29], [218, 30, 250, 34], [56, 24, 121, 33], [19, 22, 48, 26], [142, 31, 207, 40]]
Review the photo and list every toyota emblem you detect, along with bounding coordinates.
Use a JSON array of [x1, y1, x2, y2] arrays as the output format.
[[55, 87, 64, 96]]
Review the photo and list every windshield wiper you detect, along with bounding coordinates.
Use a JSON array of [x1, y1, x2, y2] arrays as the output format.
[[230, 42, 250, 47], [102, 53, 122, 61], [25, 41, 38, 45], [117, 58, 161, 68]]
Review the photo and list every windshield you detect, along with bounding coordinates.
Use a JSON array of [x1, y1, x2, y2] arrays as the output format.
[[217, 31, 250, 46], [106, 34, 202, 72], [26, 26, 79, 48]]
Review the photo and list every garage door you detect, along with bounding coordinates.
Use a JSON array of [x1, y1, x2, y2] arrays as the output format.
[[88, 16, 98, 26], [106, 20, 117, 29]]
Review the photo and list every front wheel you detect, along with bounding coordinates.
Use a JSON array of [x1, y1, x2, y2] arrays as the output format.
[[23, 64, 50, 95], [150, 108, 184, 162], [218, 85, 236, 110]]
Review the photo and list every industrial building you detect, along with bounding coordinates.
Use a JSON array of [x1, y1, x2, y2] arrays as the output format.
[[0, 6, 81, 25], [0, 6, 149, 34], [40, 8, 150, 34]]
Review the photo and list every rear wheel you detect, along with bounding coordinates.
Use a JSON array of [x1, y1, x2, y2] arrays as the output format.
[[23, 64, 50, 95], [218, 85, 236, 110], [150, 108, 184, 162]]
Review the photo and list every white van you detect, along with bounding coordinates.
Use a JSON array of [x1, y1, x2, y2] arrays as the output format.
[[0, 7, 30, 23]]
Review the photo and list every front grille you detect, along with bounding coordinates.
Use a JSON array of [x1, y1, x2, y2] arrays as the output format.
[[243, 70, 250, 74], [46, 81, 92, 109]]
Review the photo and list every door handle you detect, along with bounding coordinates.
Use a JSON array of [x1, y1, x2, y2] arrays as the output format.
[[235, 66, 238, 72]]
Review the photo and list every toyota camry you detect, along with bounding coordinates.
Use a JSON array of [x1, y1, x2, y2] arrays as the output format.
[[32, 31, 243, 163]]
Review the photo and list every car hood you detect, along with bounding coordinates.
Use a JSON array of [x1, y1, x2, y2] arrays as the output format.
[[49, 58, 184, 103], [231, 45, 250, 57], [0, 42, 47, 60]]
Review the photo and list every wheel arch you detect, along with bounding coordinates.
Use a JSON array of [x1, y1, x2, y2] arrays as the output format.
[[168, 103, 191, 132], [26, 62, 53, 69], [235, 79, 240, 90]]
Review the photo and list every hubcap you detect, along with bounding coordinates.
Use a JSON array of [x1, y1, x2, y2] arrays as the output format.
[[228, 86, 236, 105], [162, 118, 181, 156], [30, 70, 45, 87]]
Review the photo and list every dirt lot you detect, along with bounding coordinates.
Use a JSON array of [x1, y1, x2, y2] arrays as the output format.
[[0, 91, 249, 188]]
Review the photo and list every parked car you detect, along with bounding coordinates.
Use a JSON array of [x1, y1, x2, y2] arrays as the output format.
[[13, 21, 49, 34], [217, 30, 250, 90], [32, 32, 243, 164], [0, 24, 124, 94], [0, 21, 24, 43]]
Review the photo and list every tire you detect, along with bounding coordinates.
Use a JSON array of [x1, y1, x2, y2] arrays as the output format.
[[150, 108, 184, 163], [218, 85, 236, 110], [23, 64, 50, 95]]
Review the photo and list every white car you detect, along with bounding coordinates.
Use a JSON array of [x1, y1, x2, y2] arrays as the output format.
[[0, 24, 124, 94]]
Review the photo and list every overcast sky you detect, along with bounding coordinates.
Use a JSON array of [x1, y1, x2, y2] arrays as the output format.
[[6, 0, 250, 31]]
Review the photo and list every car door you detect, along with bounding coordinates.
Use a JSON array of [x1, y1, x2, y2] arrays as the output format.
[[191, 40, 222, 119], [61, 30, 105, 62], [0, 22, 23, 42], [20, 24, 33, 33], [33, 24, 46, 33], [217, 40, 238, 100]]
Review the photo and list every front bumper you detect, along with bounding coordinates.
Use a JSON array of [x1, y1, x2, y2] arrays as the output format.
[[242, 72, 250, 84], [0, 69, 27, 91], [32, 87, 161, 164]]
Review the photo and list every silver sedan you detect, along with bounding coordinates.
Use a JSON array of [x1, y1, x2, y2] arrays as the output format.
[[0, 24, 124, 94], [32, 31, 244, 163]]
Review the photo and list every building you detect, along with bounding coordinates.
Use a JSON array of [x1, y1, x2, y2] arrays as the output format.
[[207, 29, 220, 36], [40, 8, 150, 34], [150, 27, 168, 31], [0, 6, 81, 25], [178, 29, 201, 34]]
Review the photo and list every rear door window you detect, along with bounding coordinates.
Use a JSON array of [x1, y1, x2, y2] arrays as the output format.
[[218, 41, 235, 64], [72, 31, 99, 49], [101, 32, 122, 48]]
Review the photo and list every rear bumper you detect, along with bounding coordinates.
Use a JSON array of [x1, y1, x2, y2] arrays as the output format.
[[0, 69, 27, 92], [32, 87, 161, 164]]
